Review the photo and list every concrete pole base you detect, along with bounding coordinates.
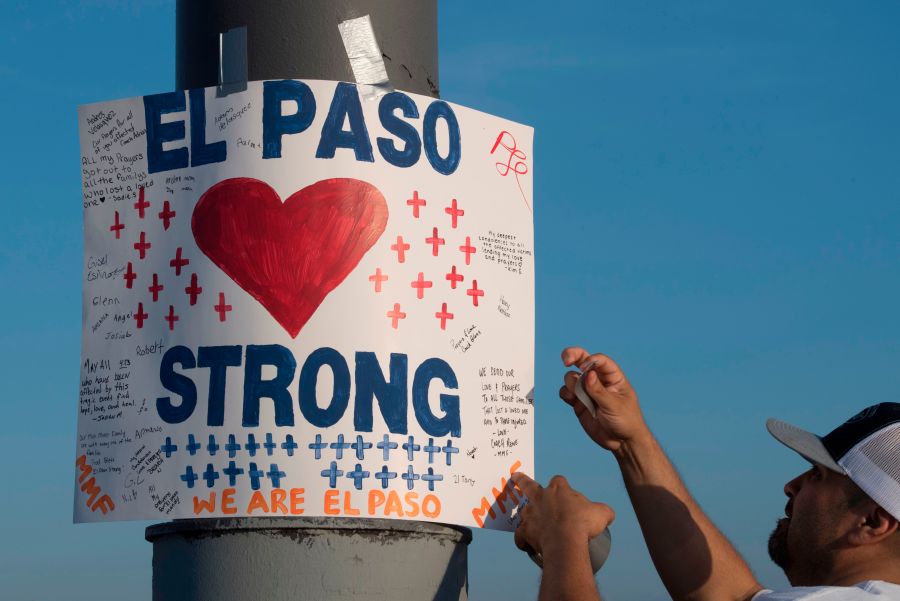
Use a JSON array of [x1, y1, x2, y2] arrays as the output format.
[[146, 517, 471, 601]]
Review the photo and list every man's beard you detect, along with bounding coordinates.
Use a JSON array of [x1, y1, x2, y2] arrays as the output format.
[[768, 517, 790, 570]]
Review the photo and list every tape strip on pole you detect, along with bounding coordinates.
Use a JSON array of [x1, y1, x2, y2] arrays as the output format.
[[338, 15, 393, 99]]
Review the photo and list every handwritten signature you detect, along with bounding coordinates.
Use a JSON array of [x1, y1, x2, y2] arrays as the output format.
[[490, 131, 531, 212]]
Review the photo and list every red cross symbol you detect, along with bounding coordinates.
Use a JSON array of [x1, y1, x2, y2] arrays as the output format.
[[148, 273, 164, 302], [368, 268, 388, 292], [435, 303, 454, 330], [185, 273, 202, 305], [109, 211, 125, 239], [444, 199, 464, 229], [391, 236, 410, 263], [165, 305, 179, 331], [426, 227, 445, 256], [445, 265, 464, 289], [134, 186, 150, 218], [406, 191, 426, 218], [411, 272, 433, 299], [386, 303, 406, 329], [158, 200, 176, 230], [123, 262, 137, 289], [133, 302, 147, 329], [467, 280, 485, 307], [134, 231, 151, 259], [459, 236, 476, 265], [170, 247, 189, 276], [215, 292, 232, 322]]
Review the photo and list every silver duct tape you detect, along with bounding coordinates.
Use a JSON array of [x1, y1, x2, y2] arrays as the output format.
[[218, 26, 248, 97], [338, 15, 393, 99]]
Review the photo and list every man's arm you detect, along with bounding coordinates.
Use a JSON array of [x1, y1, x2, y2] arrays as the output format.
[[560, 347, 763, 601], [511, 473, 613, 601]]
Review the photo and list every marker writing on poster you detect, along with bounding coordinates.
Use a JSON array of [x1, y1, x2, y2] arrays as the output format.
[[490, 130, 530, 211]]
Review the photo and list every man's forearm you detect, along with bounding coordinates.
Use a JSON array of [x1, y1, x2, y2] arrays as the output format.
[[614, 430, 761, 601], [539, 535, 603, 601]]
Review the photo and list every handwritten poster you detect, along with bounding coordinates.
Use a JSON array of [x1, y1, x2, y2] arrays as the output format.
[[76, 80, 534, 530]]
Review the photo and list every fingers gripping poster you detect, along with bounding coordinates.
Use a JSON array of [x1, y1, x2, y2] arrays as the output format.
[[76, 80, 534, 529]]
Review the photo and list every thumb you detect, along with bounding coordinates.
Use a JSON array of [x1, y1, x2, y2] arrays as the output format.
[[583, 370, 611, 403]]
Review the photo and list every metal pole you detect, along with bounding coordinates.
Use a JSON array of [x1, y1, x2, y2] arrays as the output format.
[[175, 0, 439, 97], [146, 3, 469, 600]]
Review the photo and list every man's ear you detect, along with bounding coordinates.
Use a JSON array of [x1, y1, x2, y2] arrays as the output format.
[[848, 505, 899, 546]]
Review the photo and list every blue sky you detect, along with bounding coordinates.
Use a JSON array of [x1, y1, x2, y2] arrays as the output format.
[[2, 1, 900, 599]]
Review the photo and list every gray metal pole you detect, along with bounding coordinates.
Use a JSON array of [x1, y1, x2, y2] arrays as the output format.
[[175, 0, 439, 97], [146, 3, 469, 600]]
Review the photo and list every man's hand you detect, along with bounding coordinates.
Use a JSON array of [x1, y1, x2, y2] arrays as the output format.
[[511, 472, 614, 556], [559, 347, 648, 453]]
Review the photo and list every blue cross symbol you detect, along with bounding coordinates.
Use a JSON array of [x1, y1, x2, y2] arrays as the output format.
[[223, 461, 244, 486], [281, 434, 298, 457], [351, 435, 372, 460], [245, 434, 260, 457], [423, 438, 442, 464], [202, 463, 220, 488], [266, 464, 287, 488], [346, 463, 370, 490], [421, 467, 443, 492], [160, 437, 178, 457], [308, 434, 327, 459], [263, 433, 277, 456], [186, 434, 201, 455], [375, 465, 397, 489], [402, 436, 420, 461], [225, 434, 241, 458], [207, 434, 220, 456], [377, 434, 397, 461], [442, 440, 459, 466], [321, 461, 344, 488], [248, 462, 264, 491], [180, 465, 198, 488], [330, 434, 350, 460], [401, 465, 420, 490]]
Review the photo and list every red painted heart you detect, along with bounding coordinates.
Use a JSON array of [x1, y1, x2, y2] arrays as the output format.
[[192, 177, 388, 337]]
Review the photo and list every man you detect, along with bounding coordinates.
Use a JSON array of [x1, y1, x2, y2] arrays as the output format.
[[512, 347, 900, 600]]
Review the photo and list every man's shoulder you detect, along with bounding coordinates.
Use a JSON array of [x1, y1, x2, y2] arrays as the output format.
[[752, 581, 900, 600]]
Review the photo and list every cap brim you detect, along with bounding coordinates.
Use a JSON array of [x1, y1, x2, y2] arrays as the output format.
[[766, 418, 846, 474]]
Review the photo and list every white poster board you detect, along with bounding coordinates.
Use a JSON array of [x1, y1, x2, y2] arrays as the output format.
[[76, 80, 533, 530]]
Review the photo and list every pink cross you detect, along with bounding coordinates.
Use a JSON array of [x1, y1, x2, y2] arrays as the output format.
[[444, 199, 464, 229], [445, 265, 464, 289], [134, 186, 150, 218], [165, 305, 179, 331], [467, 280, 485, 307], [407, 191, 426, 218], [133, 231, 151, 259], [411, 272, 433, 299], [134, 302, 147, 329], [123, 262, 137, 289], [170, 247, 189, 276], [459, 236, 476, 265], [386, 303, 407, 329], [369, 268, 388, 292], [391, 236, 410, 263], [158, 200, 176, 230], [148, 273, 164, 302], [109, 211, 125, 239], [215, 292, 232, 322], [185, 273, 202, 305], [426, 227, 445, 256], [435, 303, 454, 330]]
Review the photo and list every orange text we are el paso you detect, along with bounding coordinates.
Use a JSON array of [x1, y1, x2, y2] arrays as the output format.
[[192, 488, 442, 518]]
